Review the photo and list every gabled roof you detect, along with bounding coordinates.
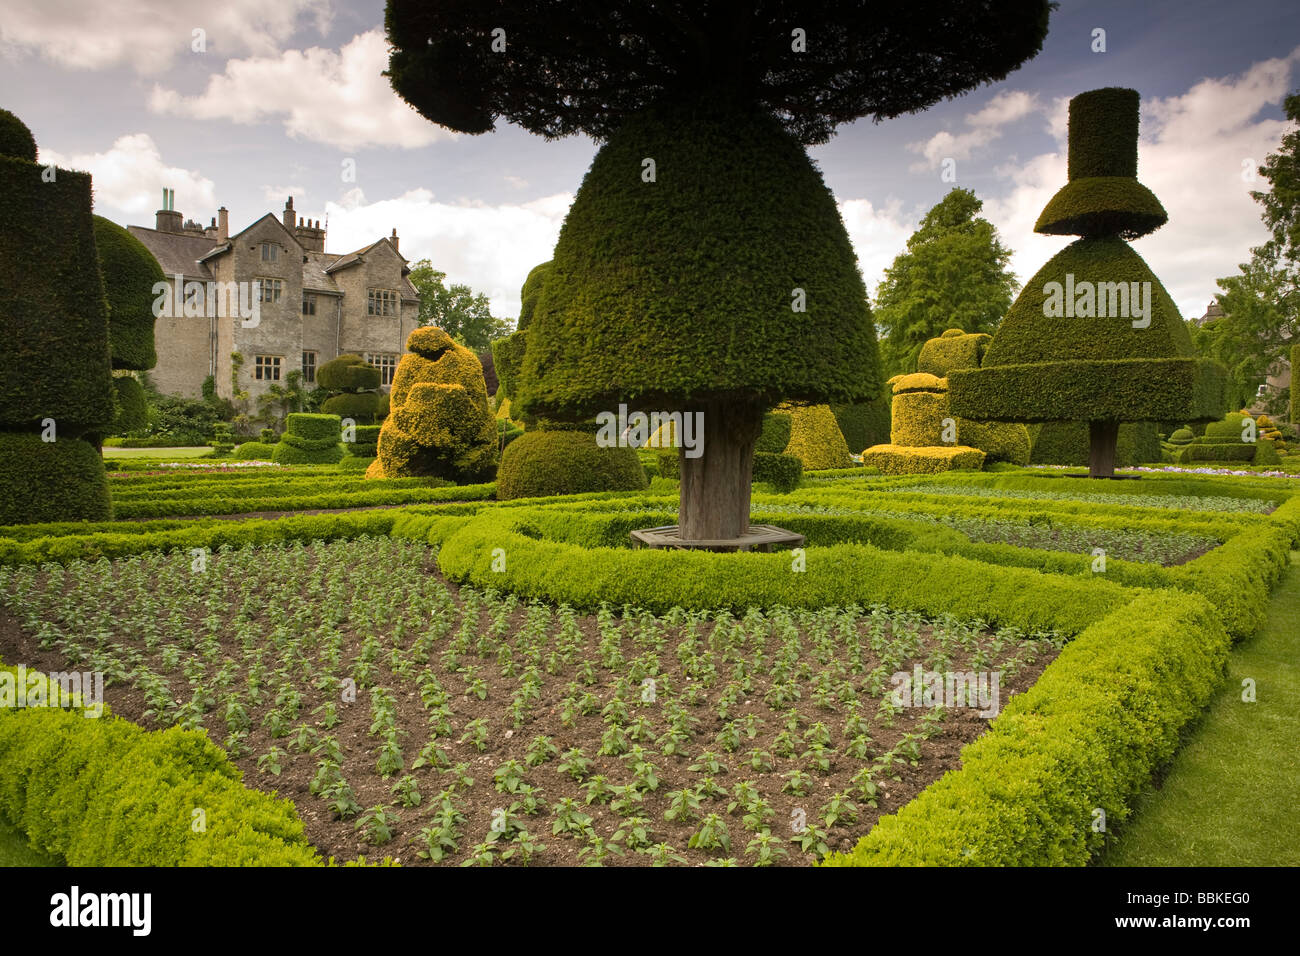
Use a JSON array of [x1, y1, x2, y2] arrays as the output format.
[[230, 212, 301, 248], [125, 226, 217, 280]]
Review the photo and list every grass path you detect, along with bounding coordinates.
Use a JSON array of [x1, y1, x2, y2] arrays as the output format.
[[1101, 550, 1300, 866], [102, 446, 212, 459]]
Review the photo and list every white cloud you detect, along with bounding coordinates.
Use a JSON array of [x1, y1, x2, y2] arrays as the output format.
[[982, 49, 1300, 320], [149, 30, 452, 151], [909, 90, 1040, 171], [837, 197, 920, 301], [322, 189, 573, 318], [37, 133, 216, 219], [262, 184, 307, 206], [0, 0, 330, 73]]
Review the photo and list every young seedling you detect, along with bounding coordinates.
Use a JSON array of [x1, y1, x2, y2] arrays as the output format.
[[557, 747, 593, 782], [745, 829, 788, 867], [526, 734, 559, 767], [688, 814, 732, 855], [664, 787, 703, 823]]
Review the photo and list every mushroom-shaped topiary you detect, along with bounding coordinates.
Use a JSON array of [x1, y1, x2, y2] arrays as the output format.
[[368, 326, 498, 481], [385, 0, 1053, 541], [948, 88, 1227, 477]]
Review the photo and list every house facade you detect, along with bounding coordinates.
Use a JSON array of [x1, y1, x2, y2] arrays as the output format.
[[128, 194, 420, 401]]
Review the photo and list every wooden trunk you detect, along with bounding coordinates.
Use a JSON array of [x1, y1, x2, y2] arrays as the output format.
[[678, 401, 765, 541], [1088, 419, 1120, 479]]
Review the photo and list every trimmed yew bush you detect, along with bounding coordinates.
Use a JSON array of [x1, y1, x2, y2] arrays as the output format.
[[496, 430, 647, 500]]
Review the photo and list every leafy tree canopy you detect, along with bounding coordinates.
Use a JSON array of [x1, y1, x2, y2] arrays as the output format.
[[1198, 91, 1299, 412], [874, 188, 1019, 377], [385, 0, 1053, 145], [408, 258, 514, 351]]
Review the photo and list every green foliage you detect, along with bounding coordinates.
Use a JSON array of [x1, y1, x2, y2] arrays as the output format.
[[0, 108, 37, 162], [408, 259, 512, 350], [496, 430, 647, 500], [321, 392, 382, 424], [374, 326, 498, 482], [317, 354, 380, 392], [875, 190, 1017, 377], [0, 667, 320, 866], [821, 592, 1228, 866], [281, 413, 342, 442], [110, 377, 148, 435], [917, 328, 992, 377], [1030, 421, 1162, 467], [830, 395, 891, 455], [517, 99, 881, 420], [518, 261, 551, 331], [0, 155, 113, 431], [1168, 427, 1195, 446], [232, 441, 277, 461], [92, 216, 161, 371], [957, 419, 1031, 466], [754, 412, 793, 455], [1293, 345, 1300, 424], [752, 453, 802, 492], [782, 404, 853, 471], [273, 414, 344, 465], [0, 434, 111, 525], [490, 330, 529, 409], [861, 445, 986, 475]]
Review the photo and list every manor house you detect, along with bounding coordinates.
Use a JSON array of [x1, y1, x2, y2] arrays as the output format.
[[128, 192, 420, 400]]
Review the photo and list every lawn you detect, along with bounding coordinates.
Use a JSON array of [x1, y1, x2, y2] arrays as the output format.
[[102, 446, 215, 459]]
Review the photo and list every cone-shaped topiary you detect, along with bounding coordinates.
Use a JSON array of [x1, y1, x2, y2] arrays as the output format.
[[781, 404, 854, 471], [386, 0, 1051, 539], [948, 88, 1227, 477], [370, 326, 497, 481], [0, 108, 112, 522], [93, 216, 162, 371]]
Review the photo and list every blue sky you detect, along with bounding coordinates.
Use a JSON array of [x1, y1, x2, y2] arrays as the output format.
[[3, 0, 1298, 320]]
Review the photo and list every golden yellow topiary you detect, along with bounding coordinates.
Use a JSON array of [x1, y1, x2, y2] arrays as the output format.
[[861, 444, 986, 474], [916, 329, 991, 377], [781, 403, 853, 471], [644, 419, 679, 448], [369, 326, 498, 481]]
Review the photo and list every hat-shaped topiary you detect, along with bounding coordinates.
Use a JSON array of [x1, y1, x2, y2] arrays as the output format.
[[1035, 88, 1168, 240], [368, 326, 498, 481], [948, 87, 1227, 477]]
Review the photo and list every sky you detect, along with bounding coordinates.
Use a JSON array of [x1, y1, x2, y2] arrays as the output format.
[[3, 0, 1299, 322]]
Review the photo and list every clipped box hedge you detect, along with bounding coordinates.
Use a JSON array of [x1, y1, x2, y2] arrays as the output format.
[[283, 413, 343, 442], [861, 444, 986, 475], [0, 666, 320, 866], [752, 451, 802, 492], [0, 433, 111, 525], [822, 590, 1229, 866]]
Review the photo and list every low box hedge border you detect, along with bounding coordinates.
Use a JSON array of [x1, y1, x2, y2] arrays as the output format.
[[821, 590, 1230, 866], [0, 665, 321, 866]]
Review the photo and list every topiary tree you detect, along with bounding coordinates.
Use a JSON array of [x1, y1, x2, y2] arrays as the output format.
[[948, 88, 1227, 477], [781, 404, 853, 471], [93, 216, 162, 372], [497, 430, 646, 500], [368, 326, 498, 481], [317, 353, 383, 424], [385, 0, 1052, 540], [272, 413, 344, 465], [517, 261, 551, 331], [0, 108, 113, 522]]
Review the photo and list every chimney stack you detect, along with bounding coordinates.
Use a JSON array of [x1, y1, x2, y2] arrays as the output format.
[[217, 206, 229, 242], [155, 187, 182, 233], [283, 196, 295, 230], [391, 228, 399, 253]]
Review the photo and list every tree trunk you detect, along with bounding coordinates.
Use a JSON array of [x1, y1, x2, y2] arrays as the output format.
[[678, 400, 765, 541], [1089, 420, 1120, 478]]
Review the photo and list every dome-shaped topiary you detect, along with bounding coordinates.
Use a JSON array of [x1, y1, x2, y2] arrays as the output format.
[[1167, 426, 1195, 446], [93, 216, 163, 371], [317, 353, 381, 391], [0, 108, 37, 162], [496, 429, 647, 500], [781, 404, 853, 471], [370, 326, 497, 481]]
